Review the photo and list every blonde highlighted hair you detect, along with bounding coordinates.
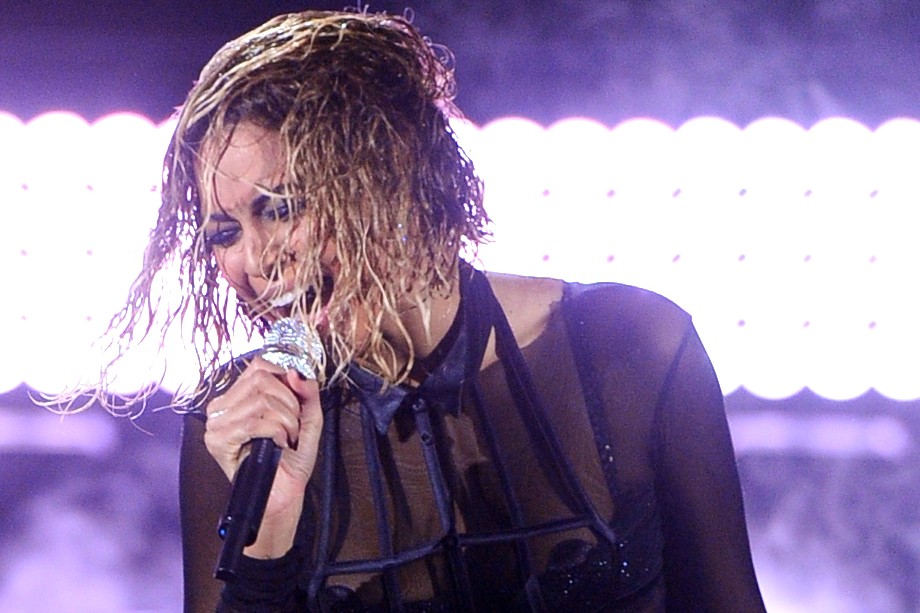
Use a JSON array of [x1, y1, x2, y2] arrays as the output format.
[[91, 10, 490, 410]]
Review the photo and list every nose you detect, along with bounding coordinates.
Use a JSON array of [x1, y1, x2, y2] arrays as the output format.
[[241, 225, 275, 281]]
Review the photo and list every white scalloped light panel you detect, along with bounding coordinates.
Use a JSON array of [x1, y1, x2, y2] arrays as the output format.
[[2, 112, 919, 400]]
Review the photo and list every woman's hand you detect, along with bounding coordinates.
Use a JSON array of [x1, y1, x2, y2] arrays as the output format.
[[203, 356, 323, 558]]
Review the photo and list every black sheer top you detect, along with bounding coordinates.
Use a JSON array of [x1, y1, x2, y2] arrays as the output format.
[[179, 268, 765, 612]]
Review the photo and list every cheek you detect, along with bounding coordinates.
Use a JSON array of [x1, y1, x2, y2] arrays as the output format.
[[288, 224, 315, 256], [214, 250, 249, 294]]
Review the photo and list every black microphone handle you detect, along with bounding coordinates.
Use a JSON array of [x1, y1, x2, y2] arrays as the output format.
[[212, 316, 323, 583], [214, 437, 282, 582]]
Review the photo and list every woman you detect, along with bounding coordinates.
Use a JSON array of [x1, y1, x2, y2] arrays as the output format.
[[113, 10, 765, 612]]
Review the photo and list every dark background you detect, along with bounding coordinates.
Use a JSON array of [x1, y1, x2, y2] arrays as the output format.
[[2, 0, 919, 128]]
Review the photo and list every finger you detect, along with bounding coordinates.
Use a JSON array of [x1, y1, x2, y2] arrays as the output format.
[[207, 405, 229, 421], [226, 395, 300, 445], [283, 371, 323, 452], [244, 355, 291, 378], [284, 369, 321, 402], [229, 369, 302, 424], [205, 410, 294, 463], [205, 376, 302, 445], [241, 361, 315, 425]]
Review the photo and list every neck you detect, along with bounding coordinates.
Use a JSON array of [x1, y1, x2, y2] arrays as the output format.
[[381, 270, 462, 381]]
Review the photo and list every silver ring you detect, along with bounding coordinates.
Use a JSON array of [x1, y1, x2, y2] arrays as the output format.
[[208, 408, 228, 420]]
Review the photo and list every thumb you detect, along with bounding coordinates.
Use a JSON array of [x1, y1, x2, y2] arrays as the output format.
[[284, 369, 321, 403]]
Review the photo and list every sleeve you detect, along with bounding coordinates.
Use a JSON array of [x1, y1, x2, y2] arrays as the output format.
[[653, 322, 766, 612], [216, 548, 303, 613], [179, 414, 229, 612]]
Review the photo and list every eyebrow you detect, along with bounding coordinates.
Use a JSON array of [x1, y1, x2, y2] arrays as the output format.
[[206, 184, 285, 223]]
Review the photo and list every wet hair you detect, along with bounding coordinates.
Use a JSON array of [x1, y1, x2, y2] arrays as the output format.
[[91, 9, 490, 410]]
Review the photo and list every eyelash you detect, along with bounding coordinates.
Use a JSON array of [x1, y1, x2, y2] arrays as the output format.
[[204, 198, 302, 250], [261, 199, 294, 221], [205, 227, 239, 249]]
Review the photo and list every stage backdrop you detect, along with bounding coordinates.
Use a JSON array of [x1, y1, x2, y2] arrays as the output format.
[[0, 113, 917, 612]]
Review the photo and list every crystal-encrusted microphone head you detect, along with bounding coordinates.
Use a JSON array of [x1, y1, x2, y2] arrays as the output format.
[[261, 318, 324, 380]]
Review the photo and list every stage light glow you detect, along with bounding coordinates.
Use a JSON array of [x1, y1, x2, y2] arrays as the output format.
[[20, 112, 91, 189], [0, 408, 117, 456], [729, 411, 910, 458], [86, 112, 161, 192], [2, 112, 920, 401]]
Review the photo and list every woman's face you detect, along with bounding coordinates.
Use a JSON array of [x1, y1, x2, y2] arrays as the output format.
[[201, 122, 334, 324]]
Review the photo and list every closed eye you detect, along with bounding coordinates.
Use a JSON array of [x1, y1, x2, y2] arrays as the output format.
[[258, 195, 304, 222], [204, 223, 241, 249], [261, 198, 292, 221]]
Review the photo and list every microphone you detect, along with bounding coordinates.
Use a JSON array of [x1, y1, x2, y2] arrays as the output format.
[[214, 317, 324, 582]]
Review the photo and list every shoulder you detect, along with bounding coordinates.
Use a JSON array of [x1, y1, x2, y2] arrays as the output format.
[[484, 271, 564, 350], [564, 281, 691, 332], [561, 281, 694, 372], [482, 271, 694, 364]]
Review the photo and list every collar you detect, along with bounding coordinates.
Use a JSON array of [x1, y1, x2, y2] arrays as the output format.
[[345, 264, 491, 435]]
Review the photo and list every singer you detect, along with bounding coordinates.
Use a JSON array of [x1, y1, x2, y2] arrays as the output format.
[[97, 9, 765, 612]]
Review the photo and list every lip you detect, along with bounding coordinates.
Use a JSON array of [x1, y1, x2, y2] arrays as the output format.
[[259, 273, 332, 320], [269, 290, 300, 308]]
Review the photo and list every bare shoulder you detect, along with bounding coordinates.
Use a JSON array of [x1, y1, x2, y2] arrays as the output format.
[[484, 272, 564, 350]]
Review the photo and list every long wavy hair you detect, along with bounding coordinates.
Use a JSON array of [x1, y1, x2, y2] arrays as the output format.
[[85, 10, 490, 411]]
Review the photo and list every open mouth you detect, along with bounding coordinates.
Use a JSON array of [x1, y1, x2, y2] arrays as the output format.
[[265, 272, 334, 319], [269, 290, 304, 309]]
